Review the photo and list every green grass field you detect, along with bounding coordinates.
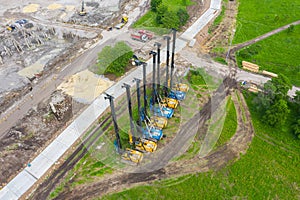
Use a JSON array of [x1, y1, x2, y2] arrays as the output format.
[[233, 0, 300, 44], [132, 0, 192, 33], [103, 91, 300, 200], [215, 97, 237, 147], [236, 24, 300, 86]]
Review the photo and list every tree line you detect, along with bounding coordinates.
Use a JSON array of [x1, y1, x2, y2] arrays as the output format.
[[151, 0, 189, 30], [253, 74, 300, 138]]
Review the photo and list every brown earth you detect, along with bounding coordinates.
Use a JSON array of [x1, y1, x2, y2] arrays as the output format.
[[0, 91, 84, 188], [193, 0, 238, 55]]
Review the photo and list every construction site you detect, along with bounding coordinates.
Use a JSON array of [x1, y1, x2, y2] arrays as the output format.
[[1, 0, 298, 199]]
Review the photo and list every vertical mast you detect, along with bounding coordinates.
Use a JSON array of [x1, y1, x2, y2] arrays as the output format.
[[170, 28, 177, 89], [122, 83, 135, 144], [104, 94, 122, 153]]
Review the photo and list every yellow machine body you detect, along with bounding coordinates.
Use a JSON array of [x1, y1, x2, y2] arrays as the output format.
[[135, 138, 157, 153], [161, 97, 178, 109], [173, 83, 189, 92], [150, 116, 167, 129], [121, 148, 143, 163]]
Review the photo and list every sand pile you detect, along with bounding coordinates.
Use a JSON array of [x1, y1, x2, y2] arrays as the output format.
[[65, 5, 75, 12], [23, 4, 40, 13], [58, 70, 114, 103], [47, 3, 63, 10]]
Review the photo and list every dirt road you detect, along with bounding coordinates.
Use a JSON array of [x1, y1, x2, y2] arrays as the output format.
[[231, 20, 300, 53]]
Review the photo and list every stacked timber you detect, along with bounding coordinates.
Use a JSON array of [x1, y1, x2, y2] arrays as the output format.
[[242, 61, 259, 72], [248, 84, 262, 93], [261, 70, 278, 78]]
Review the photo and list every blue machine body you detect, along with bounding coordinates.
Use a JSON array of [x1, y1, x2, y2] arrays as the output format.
[[168, 90, 186, 101]]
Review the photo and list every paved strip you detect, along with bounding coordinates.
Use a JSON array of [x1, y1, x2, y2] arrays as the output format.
[[0, 0, 222, 199], [180, 9, 217, 41]]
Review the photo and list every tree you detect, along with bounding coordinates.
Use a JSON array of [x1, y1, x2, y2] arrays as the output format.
[[292, 119, 300, 139], [292, 91, 300, 138], [254, 74, 292, 112], [271, 74, 292, 100], [150, 0, 162, 12], [156, 4, 168, 24], [177, 8, 189, 26], [294, 91, 300, 104], [161, 10, 180, 29], [253, 81, 276, 111], [263, 99, 290, 127]]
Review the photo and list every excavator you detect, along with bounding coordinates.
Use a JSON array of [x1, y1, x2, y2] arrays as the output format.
[[114, 15, 128, 29], [142, 111, 167, 129], [105, 93, 143, 164], [122, 83, 157, 154], [79, 1, 87, 16], [156, 89, 178, 109]]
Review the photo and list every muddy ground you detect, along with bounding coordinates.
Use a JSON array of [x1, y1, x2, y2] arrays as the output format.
[[0, 0, 156, 189], [0, 91, 85, 188], [193, 0, 238, 55]]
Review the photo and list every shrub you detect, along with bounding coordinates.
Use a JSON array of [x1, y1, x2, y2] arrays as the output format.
[[150, 0, 162, 12], [161, 10, 180, 29], [177, 8, 189, 26], [156, 4, 168, 24], [96, 42, 133, 77]]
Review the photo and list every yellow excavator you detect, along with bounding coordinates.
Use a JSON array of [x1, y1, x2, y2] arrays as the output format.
[[173, 83, 189, 92], [128, 130, 157, 153], [168, 79, 189, 92], [114, 15, 128, 29], [79, 1, 87, 16]]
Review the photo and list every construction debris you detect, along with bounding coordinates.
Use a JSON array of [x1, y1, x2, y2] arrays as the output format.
[[49, 91, 72, 121]]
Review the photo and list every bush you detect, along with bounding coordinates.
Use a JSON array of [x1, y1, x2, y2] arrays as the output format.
[[177, 8, 189, 26], [161, 10, 180, 29], [237, 44, 261, 59], [151, 0, 162, 12], [156, 4, 168, 24], [96, 42, 133, 77]]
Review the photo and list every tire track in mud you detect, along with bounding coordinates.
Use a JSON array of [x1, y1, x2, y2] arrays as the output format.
[[28, 101, 129, 200]]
